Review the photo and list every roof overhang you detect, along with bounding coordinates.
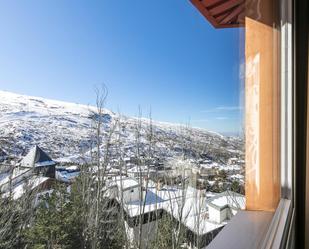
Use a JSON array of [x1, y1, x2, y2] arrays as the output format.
[[190, 0, 245, 28]]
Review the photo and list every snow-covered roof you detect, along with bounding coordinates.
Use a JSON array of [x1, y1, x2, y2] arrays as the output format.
[[229, 174, 244, 180], [207, 191, 245, 211], [200, 164, 216, 169], [122, 185, 226, 235], [0, 168, 30, 187], [20, 145, 56, 168], [2, 176, 50, 200], [66, 165, 79, 171], [106, 175, 244, 236], [56, 170, 80, 183], [127, 165, 154, 173], [220, 165, 242, 171], [123, 187, 182, 217], [114, 177, 140, 190]]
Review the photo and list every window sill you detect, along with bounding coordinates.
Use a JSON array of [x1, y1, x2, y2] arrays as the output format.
[[206, 199, 291, 249]]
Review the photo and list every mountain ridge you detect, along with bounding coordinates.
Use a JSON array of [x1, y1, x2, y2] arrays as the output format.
[[0, 90, 244, 164]]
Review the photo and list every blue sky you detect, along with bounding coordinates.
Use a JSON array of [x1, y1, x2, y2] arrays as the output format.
[[0, 0, 244, 134]]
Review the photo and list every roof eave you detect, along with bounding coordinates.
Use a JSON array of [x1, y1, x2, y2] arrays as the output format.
[[190, 0, 245, 29]]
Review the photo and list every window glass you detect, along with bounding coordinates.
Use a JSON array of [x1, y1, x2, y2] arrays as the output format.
[[0, 0, 283, 248]]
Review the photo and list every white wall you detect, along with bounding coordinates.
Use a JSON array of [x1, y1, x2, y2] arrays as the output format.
[[122, 187, 140, 203], [208, 205, 228, 223]]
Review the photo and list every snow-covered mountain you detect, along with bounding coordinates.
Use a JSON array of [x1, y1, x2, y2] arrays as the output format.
[[0, 90, 243, 164]]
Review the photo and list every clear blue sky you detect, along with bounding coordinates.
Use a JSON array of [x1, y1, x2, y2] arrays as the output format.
[[0, 0, 244, 135]]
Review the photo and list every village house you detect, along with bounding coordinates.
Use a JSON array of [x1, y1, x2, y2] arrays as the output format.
[[193, 163, 217, 176], [107, 177, 245, 249], [207, 191, 245, 224], [127, 165, 156, 179], [0, 145, 56, 199], [19, 145, 57, 178]]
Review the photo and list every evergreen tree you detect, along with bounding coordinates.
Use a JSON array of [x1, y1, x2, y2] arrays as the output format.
[[24, 183, 83, 249]]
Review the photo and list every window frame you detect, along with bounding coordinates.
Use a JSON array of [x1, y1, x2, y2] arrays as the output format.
[[206, 0, 295, 247]]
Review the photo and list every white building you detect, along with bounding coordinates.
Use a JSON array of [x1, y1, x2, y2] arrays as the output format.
[[228, 174, 245, 184], [2, 175, 52, 200], [127, 165, 155, 179], [194, 163, 217, 176], [0, 146, 56, 194], [107, 176, 244, 249], [108, 177, 141, 204], [207, 191, 245, 224]]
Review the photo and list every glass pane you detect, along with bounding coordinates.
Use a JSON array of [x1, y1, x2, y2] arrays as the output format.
[[0, 1, 284, 248]]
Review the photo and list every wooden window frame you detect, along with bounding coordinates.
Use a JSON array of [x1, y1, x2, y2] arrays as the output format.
[[207, 0, 295, 247]]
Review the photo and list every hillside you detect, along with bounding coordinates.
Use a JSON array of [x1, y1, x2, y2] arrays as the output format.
[[0, 91, 244, 164]]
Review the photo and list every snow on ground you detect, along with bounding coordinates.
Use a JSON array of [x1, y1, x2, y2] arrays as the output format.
[[0, 90, 244, 166], [2, 175, 50, 200], [208, 192, 245, 210], [117, 179, 230, 235], [0, 167, 29, 187], [56, 170, 80, 183]]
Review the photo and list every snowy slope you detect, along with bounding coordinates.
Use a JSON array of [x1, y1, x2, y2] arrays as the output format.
[[0, 90, 243, 163]]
